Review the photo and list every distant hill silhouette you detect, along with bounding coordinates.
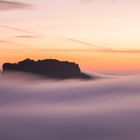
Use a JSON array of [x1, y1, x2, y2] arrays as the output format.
[[2, 59, 92, 79]]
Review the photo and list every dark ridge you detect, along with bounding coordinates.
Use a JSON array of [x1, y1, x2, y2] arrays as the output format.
[[2, 59, 92, 80]]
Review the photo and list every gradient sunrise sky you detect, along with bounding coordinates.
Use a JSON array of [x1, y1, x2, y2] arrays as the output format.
[[0, 0, 140, 72]]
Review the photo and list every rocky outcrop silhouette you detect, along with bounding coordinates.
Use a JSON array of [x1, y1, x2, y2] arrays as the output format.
[[2, 59, 92, 79]]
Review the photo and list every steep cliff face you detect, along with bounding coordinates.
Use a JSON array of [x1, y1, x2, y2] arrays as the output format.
[[2, 59, 92, 79]]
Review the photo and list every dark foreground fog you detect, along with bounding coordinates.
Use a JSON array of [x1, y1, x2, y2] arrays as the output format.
[[0, 72, 140, 140]]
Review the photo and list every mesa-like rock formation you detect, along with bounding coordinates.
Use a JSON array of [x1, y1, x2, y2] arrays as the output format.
[[2, 59, 92, 79]]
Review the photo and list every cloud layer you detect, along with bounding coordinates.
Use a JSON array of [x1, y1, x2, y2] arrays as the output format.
[[0, 0, 31, 10], [0, 73, 140, 140]]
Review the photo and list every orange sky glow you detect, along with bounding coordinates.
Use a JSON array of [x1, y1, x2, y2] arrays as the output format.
[[0, 0, 140, 73]]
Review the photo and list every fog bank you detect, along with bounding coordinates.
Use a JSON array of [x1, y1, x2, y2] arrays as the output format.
[[0, 73, 140, 140]]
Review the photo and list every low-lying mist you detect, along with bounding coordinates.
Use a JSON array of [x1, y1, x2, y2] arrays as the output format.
[[0, 72, 140, 140]]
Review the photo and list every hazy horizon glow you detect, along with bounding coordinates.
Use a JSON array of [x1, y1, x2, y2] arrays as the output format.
[[0, 0, 140, 72]]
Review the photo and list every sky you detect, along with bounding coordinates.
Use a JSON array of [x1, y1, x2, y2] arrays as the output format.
[[0, 0, 140, 73]]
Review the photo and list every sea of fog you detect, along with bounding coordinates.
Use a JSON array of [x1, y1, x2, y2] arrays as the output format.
[[0, 72, 140, 140]]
